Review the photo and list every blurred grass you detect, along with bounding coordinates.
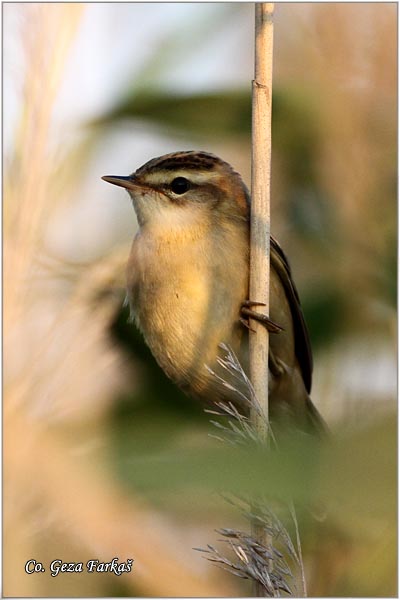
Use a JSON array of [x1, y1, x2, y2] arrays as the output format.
[[93, 89, 252, 139], [110, 411, 396, 516]]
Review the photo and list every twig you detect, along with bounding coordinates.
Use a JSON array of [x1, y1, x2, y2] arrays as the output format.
[[250, 2, 274, 440], [250, 3, 274, 595]]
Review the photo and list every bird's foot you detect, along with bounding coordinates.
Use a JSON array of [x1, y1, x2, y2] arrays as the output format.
[[240, 317, 256, 333], [240, 301, 284, 334]]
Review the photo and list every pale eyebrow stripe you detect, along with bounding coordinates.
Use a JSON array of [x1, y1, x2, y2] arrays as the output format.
[[144, 170, 221, 186]]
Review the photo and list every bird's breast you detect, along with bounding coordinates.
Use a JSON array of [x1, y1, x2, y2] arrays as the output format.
[[127, 224, 248, 397]]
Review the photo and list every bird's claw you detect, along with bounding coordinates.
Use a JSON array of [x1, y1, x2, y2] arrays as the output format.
[[240, 317, 256, 333], [240, 301, 284, 334], [242, 300, 266, 308]]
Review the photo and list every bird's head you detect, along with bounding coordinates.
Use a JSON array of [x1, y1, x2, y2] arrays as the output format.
[[102, 151, 250, 229]]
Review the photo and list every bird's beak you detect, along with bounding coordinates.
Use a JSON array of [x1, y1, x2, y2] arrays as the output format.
[[101, 175, 139, 191]]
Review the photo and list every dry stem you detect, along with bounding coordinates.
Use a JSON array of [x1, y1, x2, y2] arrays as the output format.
[[250, 3, 274, 596]]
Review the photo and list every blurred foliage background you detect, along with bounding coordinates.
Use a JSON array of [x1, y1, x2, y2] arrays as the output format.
[[4, 3, 396, 597]]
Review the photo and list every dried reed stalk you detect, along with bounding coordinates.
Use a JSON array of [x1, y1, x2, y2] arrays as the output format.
[[250, 3, 274, 596]]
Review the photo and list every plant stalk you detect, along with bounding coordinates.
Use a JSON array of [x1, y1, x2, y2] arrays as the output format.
[[249, 2, 274, 596]]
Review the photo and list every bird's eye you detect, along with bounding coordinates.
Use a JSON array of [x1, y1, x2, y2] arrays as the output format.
[[170, 177, 190, 195]]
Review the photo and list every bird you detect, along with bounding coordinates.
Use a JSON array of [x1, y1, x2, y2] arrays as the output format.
[[102, 151, 324, 433]]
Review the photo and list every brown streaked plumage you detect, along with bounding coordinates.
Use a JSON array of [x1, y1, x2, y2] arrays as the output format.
[[102, 151, 324, 433]]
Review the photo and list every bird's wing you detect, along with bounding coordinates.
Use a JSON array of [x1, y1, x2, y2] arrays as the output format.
[[270, 235, 313, 393]]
